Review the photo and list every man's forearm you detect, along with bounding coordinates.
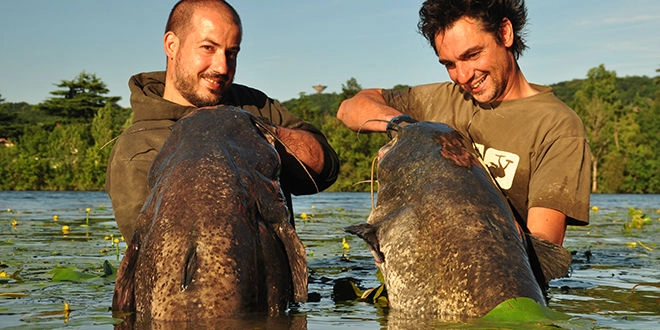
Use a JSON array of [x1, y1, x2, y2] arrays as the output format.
[[337, 88, 402, 132], [276, 127, 324, 174], [527, 207, 567, 246]]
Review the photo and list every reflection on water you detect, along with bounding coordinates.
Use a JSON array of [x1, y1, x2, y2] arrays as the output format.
[[0, 192, 658, 329]]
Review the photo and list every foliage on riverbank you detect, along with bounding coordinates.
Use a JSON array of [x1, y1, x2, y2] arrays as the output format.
[[0, 65, 658, 193]]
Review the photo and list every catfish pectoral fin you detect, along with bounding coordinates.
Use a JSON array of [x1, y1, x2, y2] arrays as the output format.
[[345, 223, 384, 263], [273, 222, 308, 303], [526, 233, 572, 282], [345, 223, 373, 240]]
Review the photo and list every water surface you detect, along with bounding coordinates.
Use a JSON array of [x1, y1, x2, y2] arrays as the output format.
[[0, 192, 658, 329]]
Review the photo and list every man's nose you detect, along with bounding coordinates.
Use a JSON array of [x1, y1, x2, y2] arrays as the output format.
[[455, 62, 473, 85], [211, 51, 229, 74]]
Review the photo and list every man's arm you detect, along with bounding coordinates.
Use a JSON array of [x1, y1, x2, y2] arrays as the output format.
[[275, 127, 324, 174], [527, 207, 567, 246], [337, 88, 402, 132]]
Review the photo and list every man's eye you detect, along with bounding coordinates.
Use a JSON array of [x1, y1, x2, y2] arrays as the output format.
[[226, 49, 240, 60]]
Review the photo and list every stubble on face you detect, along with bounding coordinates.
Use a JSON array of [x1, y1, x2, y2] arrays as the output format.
[[166, 4, 241, 108], [173, 55, 229, 108]]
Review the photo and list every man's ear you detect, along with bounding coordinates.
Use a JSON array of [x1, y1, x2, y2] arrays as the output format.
[[500, 18, 514, 48], [164, 31, 179, 59]]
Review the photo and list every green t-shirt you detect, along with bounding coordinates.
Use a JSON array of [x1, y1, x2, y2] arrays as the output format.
[[382, 82, 591, 226]]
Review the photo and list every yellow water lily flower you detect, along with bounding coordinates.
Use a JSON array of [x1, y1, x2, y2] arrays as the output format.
[[53, 215, 59, 221], [63, 301, 70, 323], [591, 206, 599, 212], [11, 219, 17, 227], [61, 225, 70, 234], [342, 237, 350, 250]]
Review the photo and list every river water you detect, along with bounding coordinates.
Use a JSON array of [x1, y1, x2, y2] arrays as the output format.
[[0, 191, 658, 329]]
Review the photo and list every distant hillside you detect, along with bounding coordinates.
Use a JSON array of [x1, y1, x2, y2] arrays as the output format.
[[551, 75, 659, 106]]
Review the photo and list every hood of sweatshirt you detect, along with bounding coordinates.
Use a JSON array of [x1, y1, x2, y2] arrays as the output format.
[[128, 71, 196, 123]]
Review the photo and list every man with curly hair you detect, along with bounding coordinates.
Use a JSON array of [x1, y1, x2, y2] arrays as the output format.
[[337, 0, 590, 279]]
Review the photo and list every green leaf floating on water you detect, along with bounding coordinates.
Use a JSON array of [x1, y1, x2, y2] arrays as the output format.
[[51, 268, 97, 282], [480, 297, 570, 323], [50, 261, 116, 282]]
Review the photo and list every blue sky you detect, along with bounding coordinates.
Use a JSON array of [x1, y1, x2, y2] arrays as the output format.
[[1, 1, 659, 108]]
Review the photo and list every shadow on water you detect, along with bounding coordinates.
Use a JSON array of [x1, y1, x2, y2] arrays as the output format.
[[112, 312, 309, 330], [0, 191, 658, 329]]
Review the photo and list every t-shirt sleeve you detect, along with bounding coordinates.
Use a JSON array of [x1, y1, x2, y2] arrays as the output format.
[[528, 136, 592, 226], [381, 86, 434, 120]]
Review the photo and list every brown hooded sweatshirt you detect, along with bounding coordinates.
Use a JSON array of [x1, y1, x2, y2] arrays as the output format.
[[106, 71, 339, 239]]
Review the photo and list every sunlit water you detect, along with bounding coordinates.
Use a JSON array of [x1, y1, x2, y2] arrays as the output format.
[[0, 192, 658, 329]]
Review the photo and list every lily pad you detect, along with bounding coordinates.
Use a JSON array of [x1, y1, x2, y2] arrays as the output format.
[[480, 297, 570, 323], [51, 268, 97, 282]]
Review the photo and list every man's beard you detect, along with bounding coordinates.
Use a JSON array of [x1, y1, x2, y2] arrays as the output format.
[[175, 70, 229, 107]]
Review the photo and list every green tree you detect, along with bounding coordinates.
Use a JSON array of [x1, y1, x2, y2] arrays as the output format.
[[392, 84, 412, 91], [0, 102, 33, 140], [618, 96, 657, 192], [572, 64, 620, 192], [38, 71, 121, 121], [323, 78, 391, 192], [81, 103, 130, 189], [340, 77, 362, 100], [9, 126, 51, 190]]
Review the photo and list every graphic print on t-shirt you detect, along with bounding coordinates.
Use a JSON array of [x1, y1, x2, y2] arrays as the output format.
[[474, 143, 519, 190]]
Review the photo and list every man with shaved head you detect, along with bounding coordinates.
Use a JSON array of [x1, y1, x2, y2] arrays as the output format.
[[107, 0, 339, 240]]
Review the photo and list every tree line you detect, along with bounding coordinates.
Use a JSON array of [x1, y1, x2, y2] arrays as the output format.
[[0, 65, 658, 193]]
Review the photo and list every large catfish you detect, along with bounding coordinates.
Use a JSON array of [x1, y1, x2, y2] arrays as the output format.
[[345, 119, 545, 321], [112, 107, 307, 322]]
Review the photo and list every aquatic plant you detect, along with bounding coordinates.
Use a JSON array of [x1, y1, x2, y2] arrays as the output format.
[[341, 237, 351, 260], [0, 268, 23, 284], [299, 205, 317, 223], [623, 207, 653, 232], [50, 261, 115, 282], [84, 207, 91, 226]]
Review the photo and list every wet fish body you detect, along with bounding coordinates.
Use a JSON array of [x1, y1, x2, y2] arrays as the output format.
[[112, 107, 307, 321], [346, 121, 545, 321]]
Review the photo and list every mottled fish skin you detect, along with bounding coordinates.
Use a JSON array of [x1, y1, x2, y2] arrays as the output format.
[[347, 121, 544, 321], [112, 107, 307, 322]]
